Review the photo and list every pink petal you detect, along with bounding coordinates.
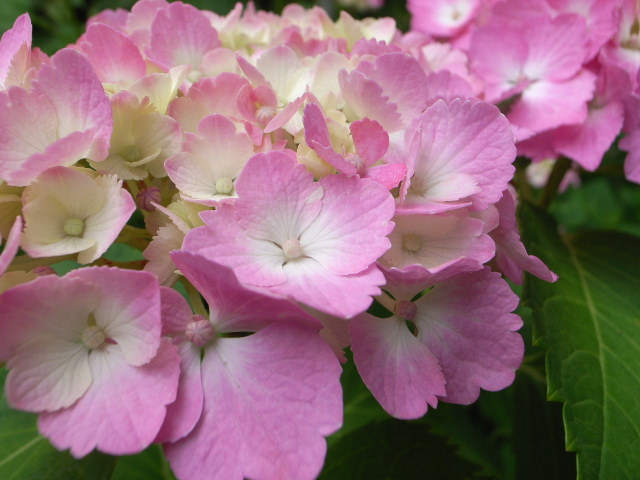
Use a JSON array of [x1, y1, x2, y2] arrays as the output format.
[[0, 215, 22, 275], [0, 13, 31, 88], [523, 14, 587, 82], [303, 103, 357, 175], [350, 117, 388, 167], [183, 204, 288, 287], [415, 268, 523, 404], [234, 152, 323, 243], [508, 72, 596, 141], [338, 69, 402, 132], [366, 163, 407, 190], [301, 174, 394, 276], [165, 324, 342, 480], [147, 2, 220, 70], [405, 98, 516, 211], [0, 274, 99, 361], [355, 53, 430, 124], [155, 340, 203, 444], [350, 313, 446, 419], [78, 23, 146, 84], [32, 49, 112, 161], [552, 101, 624, 171], [6, 338, 90, 412], [273, 261, 385, 319], [39, 340, 180, 457], [67, 267, 162, 366], [171, 250, 319, 332]]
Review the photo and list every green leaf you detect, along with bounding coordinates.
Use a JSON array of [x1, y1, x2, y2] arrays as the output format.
[[521, 202, 640, 480], [320, 419, 484, 480], [111, 445, 176, 480], [0, 369, 116, 480], [326, 349, 387, 448]]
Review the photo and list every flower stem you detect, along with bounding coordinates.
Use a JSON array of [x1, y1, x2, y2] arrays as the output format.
[[539, 156, 572, 208]]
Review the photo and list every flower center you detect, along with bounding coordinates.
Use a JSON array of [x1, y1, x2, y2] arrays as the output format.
[[81, 325, 106, 350], [395, 300, 417, 321], [282, 239, 304, 259], [122, 145, 141, 162], [402, 234, 422, 253], [215, 177, 234, 195], [63, 218, 84, 236], [186, 315, 216, 347]]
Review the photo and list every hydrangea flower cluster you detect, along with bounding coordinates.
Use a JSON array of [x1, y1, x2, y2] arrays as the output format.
[[0, 1, 559, 479], [408, 0, 640, 183]]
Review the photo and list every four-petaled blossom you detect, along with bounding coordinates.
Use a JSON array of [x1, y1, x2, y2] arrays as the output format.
[[183, 151, 396, 318], [0, 267, 181, 457]]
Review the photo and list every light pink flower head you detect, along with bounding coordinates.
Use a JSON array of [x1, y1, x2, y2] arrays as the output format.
[[183, 151, 395, 318], [0, 267, 180, 457]]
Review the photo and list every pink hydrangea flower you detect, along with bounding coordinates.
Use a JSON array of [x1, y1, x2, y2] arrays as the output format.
[[351, 266, 524, 419], [159, 251, 342, 480], [0, 267, 181, 457], [21, 167, 135, 264], [183, 151, 395, 318]]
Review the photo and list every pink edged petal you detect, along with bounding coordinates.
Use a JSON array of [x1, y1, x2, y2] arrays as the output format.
[[155, 341, 203, 444], [523, 14, 587, 82], [338, 69, 402, 132], [165, 114, 254, 204], [380, 212, 495, 271], [6, 338, 90, 412], [234, 152, 323, 243], [407, 98, 515, 211], [469, 24, 528, 99], [0, 87, 58, 185], [274, 261, 385, 319], [169, 73, 249, 133], [380, 259, 483, 302], [67, 267, 162, 366], [366, 163, 407, 190], [303, 103, 357, 175], [301, 174, 394, 276], [552, 102, 624, 171], [0, 13, 31, 88], [79, 175, 135, 264], [423, 70, 474, 103], [508, 72, 596, 141], [409, 0, 480, 37], [171, 251, 319, 332], [0, 274, 99, 360], [78, 23, 146, 85], [491, 190, 557, 284], [165, 324, 342, 480], [183, 205, 288, 287], [415, 268, 524, 404], [143, 223, 184, 286], [0, 215, 22, 275], [38, 339, 180, 458], [147, 2, 220, 70], [159, 286, 193, 336], [350, 313, 445, 419], [355, 53, 430, 124], [350, 117, 388, 167], [33, 49, 112, 161]]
